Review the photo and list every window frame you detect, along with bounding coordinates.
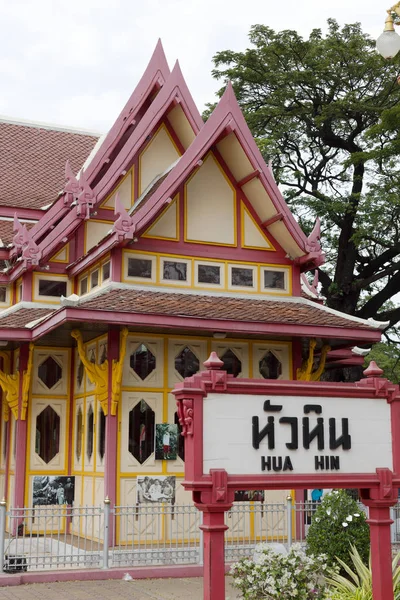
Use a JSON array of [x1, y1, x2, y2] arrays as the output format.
[[261, 266, 290, 295], [102, 261, 111, 282], [228, 264, 257, 291], [33, 274, 70, 302], [90, 269, 100, 290], [160, 257, 191, 286], [124, 252, 157, 284], [0, 285, 10, 306], [194, 260, 224, 289]]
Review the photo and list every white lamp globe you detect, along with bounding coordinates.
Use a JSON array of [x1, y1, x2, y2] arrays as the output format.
[[376, 30, 400, 58]]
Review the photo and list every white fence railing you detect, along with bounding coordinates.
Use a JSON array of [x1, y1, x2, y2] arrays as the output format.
[[0, 498, 398, 573]]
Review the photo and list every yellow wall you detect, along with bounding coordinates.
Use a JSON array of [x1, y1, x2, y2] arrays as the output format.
[[139, 125, 180, 194], [85, 221, 113, 254], [185, 153, 236, 246]]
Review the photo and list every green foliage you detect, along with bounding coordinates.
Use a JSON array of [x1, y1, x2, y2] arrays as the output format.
[[327, 544, 400, 599], [306, 490, 370, 573], [208, 20, 400, 331], [365, 342, 400, 384], [230, 543, 328, 599]]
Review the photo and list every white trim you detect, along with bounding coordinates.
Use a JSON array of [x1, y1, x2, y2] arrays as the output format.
[[0, 301, 55, 319], [352, 346, 371, 356], [79, 133, 107, 174], [0, 216, 38, 224], [0, 114, 101, 137]]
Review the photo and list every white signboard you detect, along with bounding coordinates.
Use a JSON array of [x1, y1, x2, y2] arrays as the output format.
[[203, 394, 393, 475]]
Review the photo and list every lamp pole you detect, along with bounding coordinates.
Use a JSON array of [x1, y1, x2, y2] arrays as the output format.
[[376, 3, 400, 57]]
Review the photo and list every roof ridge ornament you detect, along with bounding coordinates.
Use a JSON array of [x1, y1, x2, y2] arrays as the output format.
[[112, 192, 136, 241], [64, 160, 80, 205], [75, 170, 95, 219], [306, 218, 321, 252], [12, 214, 25, 252], [21, 224, 42, 266]]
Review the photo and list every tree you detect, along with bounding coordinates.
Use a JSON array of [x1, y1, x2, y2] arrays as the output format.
[[365, 340, 400, 383], [207, 20, 400, 332]]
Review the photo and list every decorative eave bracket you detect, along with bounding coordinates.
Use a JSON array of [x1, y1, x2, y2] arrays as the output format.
[[111, 327, 128, 416], [112, 192, 136, 242], [0, 343, 34, 420], [296, 338, 331, 381], [72, 328, 128, 416], [63, 162, 95, 219], [10, 215, 42, 267], [71, 330, 108, 414]]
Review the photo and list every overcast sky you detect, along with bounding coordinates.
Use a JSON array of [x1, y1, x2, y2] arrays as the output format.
[[0, 0, 385, 133]]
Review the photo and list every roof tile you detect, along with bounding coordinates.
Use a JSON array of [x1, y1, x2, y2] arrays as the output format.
[[0, 307, 55, 328], [0, 122, 99, 210], [79, 288, 373, 330]]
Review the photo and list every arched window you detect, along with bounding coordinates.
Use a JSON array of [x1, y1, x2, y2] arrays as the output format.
[[36, 406, 60, 463], [87, 405, 94, 461], [259, 351, 282, 379], [128, 400, 155, 464], [130, 344, 156, 380], [38, 357, 62, 389], [175, 347, 199, 378], [221, 349, 242, 377]]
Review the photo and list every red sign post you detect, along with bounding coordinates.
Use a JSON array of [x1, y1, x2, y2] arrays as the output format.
[[173, 354, 400, 600]]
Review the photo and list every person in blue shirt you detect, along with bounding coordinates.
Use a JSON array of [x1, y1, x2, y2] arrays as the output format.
[[311, 489, 323, 503]]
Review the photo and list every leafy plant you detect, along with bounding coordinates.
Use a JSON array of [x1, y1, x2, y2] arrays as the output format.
[[327, 544, 400, 599], [207, 20, 400, 339], [306, 490, 370, 573], [230, 543, 328, 599]]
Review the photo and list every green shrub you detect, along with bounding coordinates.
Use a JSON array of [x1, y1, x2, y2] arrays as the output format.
[[230, 543, 328, 600], [327, 544, 400, 599], [306, 490, 370, 573]]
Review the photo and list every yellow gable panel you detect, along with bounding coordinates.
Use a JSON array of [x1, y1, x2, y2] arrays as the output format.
[[50, 244, 69, 263], [167, 105, 196, 150], [142, 196, 178, 241], [242, 204, 274, 250], [185, 154, 236, 246], [101, 170, 133, 210], [139, 125, 180, 194], [85, 220, 113, 253]]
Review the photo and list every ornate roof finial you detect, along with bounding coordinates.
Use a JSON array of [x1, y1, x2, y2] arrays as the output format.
[[306, 218, 321, 252], [12, 214, 25, 251], [21, 225, 42, 266], [112, 192, 136, 241], [76, 170, 94, 218], [64, 160, 80, 205]]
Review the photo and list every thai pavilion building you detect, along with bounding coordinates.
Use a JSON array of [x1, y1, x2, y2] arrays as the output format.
[[0, 41, 386, 526]]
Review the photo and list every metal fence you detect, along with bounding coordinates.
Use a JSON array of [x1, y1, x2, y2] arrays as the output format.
[[0, 498, 398, 574]]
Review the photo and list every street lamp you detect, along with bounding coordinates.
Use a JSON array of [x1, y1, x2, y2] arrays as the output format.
[[376, 3, 400, 58]]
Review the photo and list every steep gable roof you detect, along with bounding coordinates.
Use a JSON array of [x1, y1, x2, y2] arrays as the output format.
[[82, 39, 171, 186], [113, 83, 323, 270], [92, 60, 203, 203]]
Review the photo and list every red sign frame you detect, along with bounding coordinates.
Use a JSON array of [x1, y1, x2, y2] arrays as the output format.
[[173, 354, 400, 600]]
